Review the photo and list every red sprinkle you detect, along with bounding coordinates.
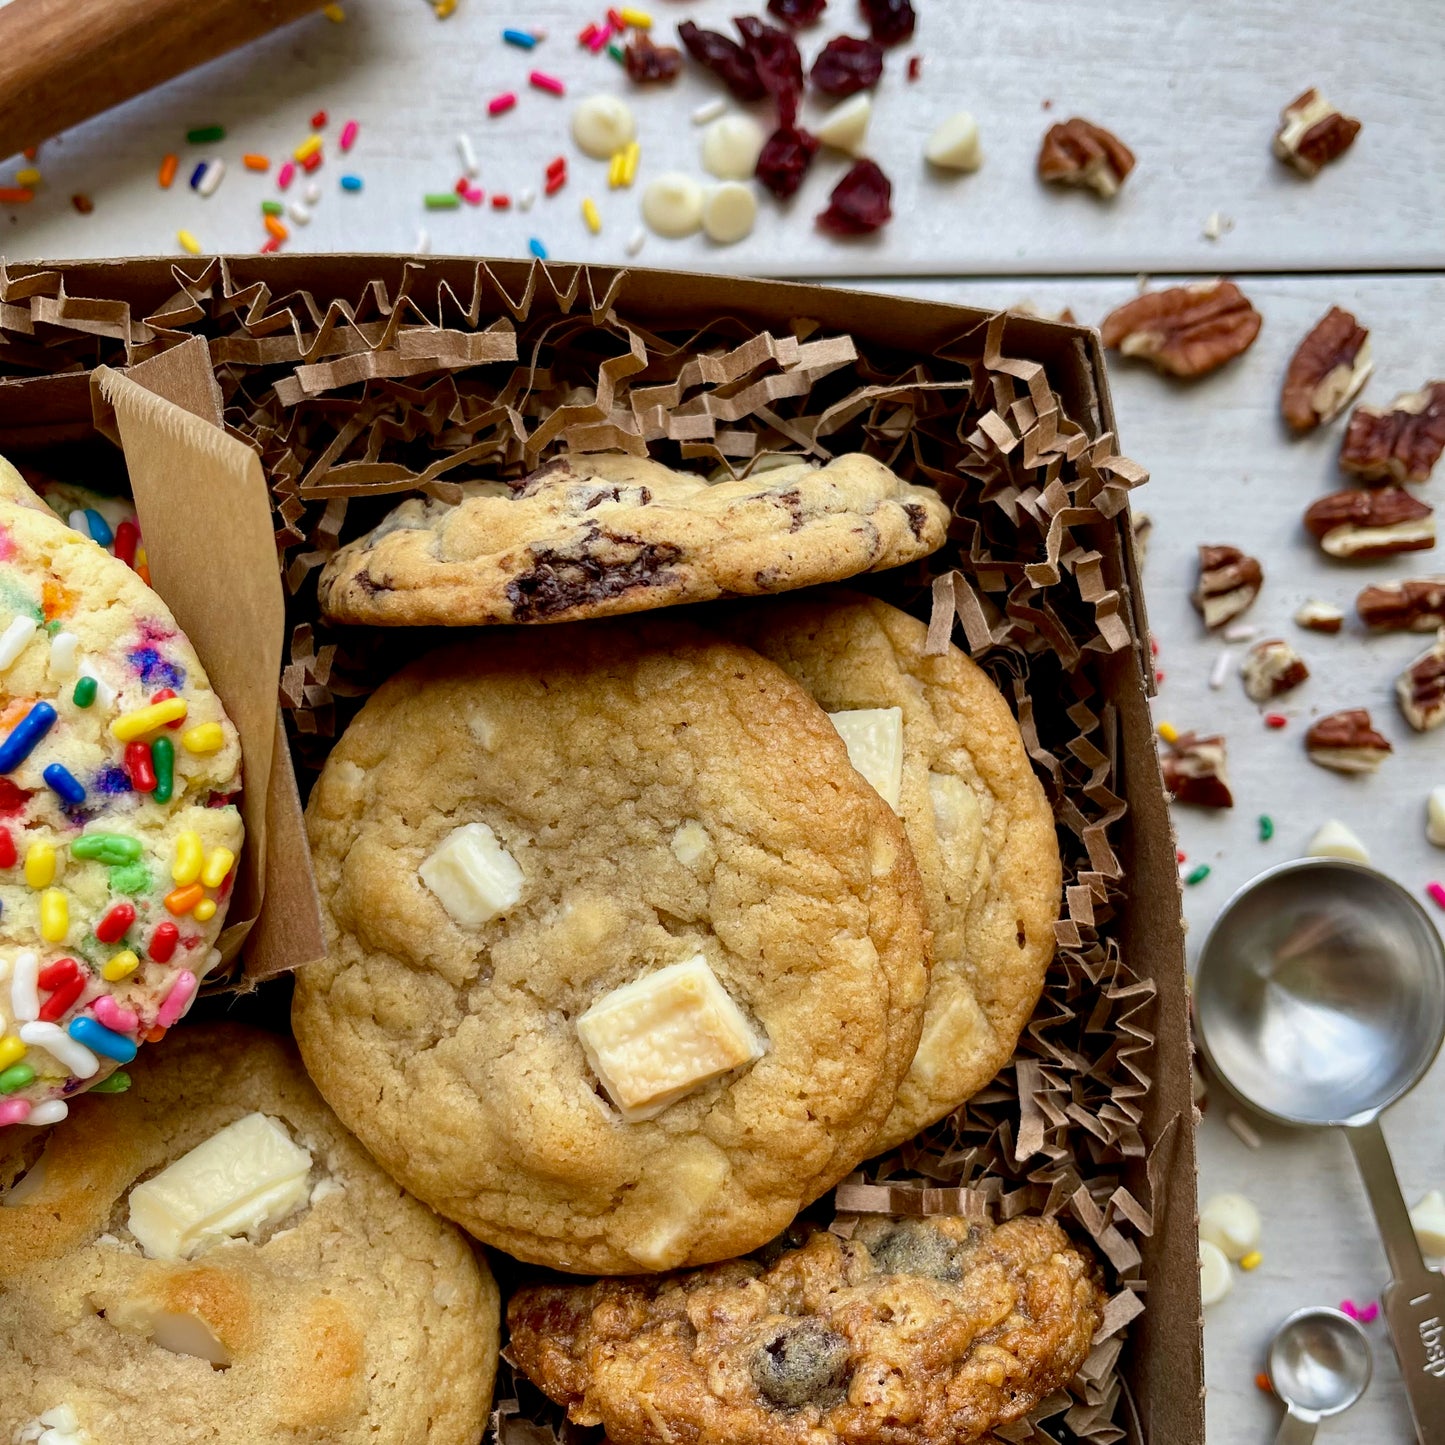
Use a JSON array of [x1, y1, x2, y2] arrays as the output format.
[[907, 54, 921, 81], [546, 155, 568, 179], [151, 687, 185, 727], [126, 740, 158, 793], [1427, 882, 1445, 912], [607, 7, 623, 25], [38, 971, 85, 1022], [300, 150, 324, 173], [578, 22, 599, 44], [0, 188, 35, 205], [1264, 713, 1288, 729], [95, 902, 137, 944], [1176, 849, 1187, 864], [148, 921, 180, 963], [488, 92, 518, 116], [311, 109, 328, 129], [113, 519, 140, 568], [455, 175, 470, 195], [259, 237, 281, 255], [37, 957, 79, 990], [1155, 670, 1165, 684], [545, 170, 567, 195], [0, 827, 14, 868], [491, 193, 511, 209]]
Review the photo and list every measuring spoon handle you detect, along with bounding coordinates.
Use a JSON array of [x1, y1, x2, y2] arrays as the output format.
[[1274, 1411, 1317, 1445]]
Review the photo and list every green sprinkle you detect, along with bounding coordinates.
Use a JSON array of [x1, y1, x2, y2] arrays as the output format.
[[0, 1062, 35, 1094], [1258, 814, 1275, 842], [261, 199, 285, 216], [1185, 864, 1212, 886], [72, 832, 142, 864], [151, 735, 175, 804], [606, 41, 624, 62], [90, 1071, 131, 1094], [424, 192, 461, 210], [108, 862, 150, 896], [186, 124, 225, 145], [72, 675, 97, 708]]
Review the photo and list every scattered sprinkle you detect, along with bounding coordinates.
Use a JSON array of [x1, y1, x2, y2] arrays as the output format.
[[1209, 648, 1233, 690], [186, 124, 225, 145], [1156, 721, 1179, 744], [619, 6, 652, 26], [264, 215, 288, 241], [1185, 864, 1211, 886], [303, 180, 322, 204], [70, 193, 93, 215], [907, 54, 922, 81], [531, 70, 566, 96], [692, 98, 728, 126], [455, 175, 470, 195], [582, 196, 602, 233], [1255, 1373, 1273, 1395], [0, 188, 33, 205], [1223, 622, 1258, 643], [518, 187, 537, 211], [287, 201, 312, 226], [323, 2, 345, 18], [414, 226, 431, 254], [457, 132, 479, 177], [491, 193, 511, 209], [621, 139, 640, 185], [277, 161, 296, 190], [1428, 881, 1445, 911], [261, 199, 284, 216], [1341, 1299, 1379, 1324], [1258, 814, 1274, 842], [606, 41, 624, 63], [1226, 1111, 1262, 1149], [188, 161, 207, 189], [340, 119, 360, 152], [425, 192, 461, 210], [1239, 1250, 1262, 1271], [243, 153, 270, 171], [1264, 713, 1287, 730], [504, 26, 537, 47], [529, 237, 549, 259], [489, 92, 518, 116], [1155, 669, 1165, 684], [340, 174, 363, 192], [15, 167, 40, 187], [463, 185, 484, 205], [311, 109, 328, 129], [177, 229, 202, 255], [158, 154, 179, 189], [300, 150, 324, 174], [626, 227, 646, 255], [294, 134, 323, 163], [1176, 849, 1186, 864], [196, 158, 226, 198]]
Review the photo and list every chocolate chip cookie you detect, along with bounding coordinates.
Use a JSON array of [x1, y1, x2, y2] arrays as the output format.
[[508, 1214, 1104, 1445], [291, 619, 930, 1274], [723, 593, 1060, 1152], [315, 451, 950, 626]]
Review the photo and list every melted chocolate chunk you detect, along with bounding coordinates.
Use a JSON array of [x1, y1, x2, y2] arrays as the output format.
[[506, 527, 683, 621], [776, 488, 805, 532], [749, 1318, 851, 1409], [903, 502, 928, 539]]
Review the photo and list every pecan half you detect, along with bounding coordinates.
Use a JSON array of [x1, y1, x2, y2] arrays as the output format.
[[1295, 599, 1345, 633], [1397, 631, 1445, 732], [1194, 545, 1263, 629], [1100, 281, 1262, 379], [1280, 307, 1372, 433], [1037, 118, 1135, 198], [1339, 382, 1445, 484], [1305, 709, 1392, 774], [1303, 487, 1435, 559], [1241, 639, 1309, 702], [1273, 89, 1361, 177], [1161, 732, 1233, 809], [1356, 578, 1445, 631]]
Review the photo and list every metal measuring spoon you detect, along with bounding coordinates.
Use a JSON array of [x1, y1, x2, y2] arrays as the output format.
[[1195, 858, 1445, 1444], [1268, 1306, 1373, 1444]]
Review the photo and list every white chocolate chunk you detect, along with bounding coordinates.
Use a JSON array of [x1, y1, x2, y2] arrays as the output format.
[[2, 1148, 47, 1204], [816, 93, 872, 155], [572, 94, 636, 159], [108, 1297, 232, 1365], [828, 707, 904, 812], [1306, 819, 1371, 865], [419, 822, 524, 928], [701, 182, 757, 244], [1410, 1190, 1445, 1257], [1427, 786, 1445, 847], [0, 615, 37, 670], [641, 173, 705, 239], [670, 820, 712, 868], [1199, 1192, 1261, 1260], [1199, 1238, 1233, 1307], [127, 1113, 312, 1260], [925, 111, 983, 171], [577, 955, 764, 1122], [700, 113, 766, 180]]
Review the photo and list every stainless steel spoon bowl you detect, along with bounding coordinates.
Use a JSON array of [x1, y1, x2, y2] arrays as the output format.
[[1268, 1306, 1373, 1444], [1195, 858, 1445, 1445]]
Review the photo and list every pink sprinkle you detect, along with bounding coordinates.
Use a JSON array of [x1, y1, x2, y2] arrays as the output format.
[[587, 22, 613, 52], [156, 970, 197, 1029], [0, 1098, 31, 1126], [277, 161, 296, 190], [463, 185, 484, 205], [1341, 1299, 1379, 1323], [488, 92, 518, 116], [340, 119, 359, 152], [1428, 882, 1445, 911], [530, 70, 566, 96], [93, 996, 138, 1034], [0, 526, 13, 561]]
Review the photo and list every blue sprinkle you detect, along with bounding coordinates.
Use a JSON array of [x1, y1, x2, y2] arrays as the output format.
[[94, 765, 132, 795], [42, 762, 85, 806], [189, 161, 208, 190], [529, 237, 548, 260], [503, 27, 537, 47], [0, 702, 56, 773], [128, 646, 185, 689], [340, 174, 363, 192], [82, 508, 114, 547], [69, 1016, 138, 1064]]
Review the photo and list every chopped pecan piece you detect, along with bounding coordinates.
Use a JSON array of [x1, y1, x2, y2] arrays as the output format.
[[1303, 487, 1434, 559], [1100, 281, 1262, 378], [1339, 382, 1445, 484], [1241, 640, 1309, 702], [1193, 545, 1263, 630], [1037, 118, 1135, 198], [1305, 709, 1392, 774], [1280, 308, 1372, 433], [1273, 89, 1361, 177], [1356, 578, 1445, 632], [1397, 631, 1445, 732], [1162, 732, 1233, 809], [1295, 599, 1345, 633]]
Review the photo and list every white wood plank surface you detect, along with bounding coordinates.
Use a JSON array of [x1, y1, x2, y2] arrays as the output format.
[[0, 0, 1442, 274]]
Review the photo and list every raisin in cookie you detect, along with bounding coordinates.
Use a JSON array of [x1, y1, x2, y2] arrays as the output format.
[[724, 593, 1060, 1152], [291, 619, 930, 1274], [315, 451, 949, 626], [508, 1214, 1104, 1445], [0, 1024, 499, 1445]]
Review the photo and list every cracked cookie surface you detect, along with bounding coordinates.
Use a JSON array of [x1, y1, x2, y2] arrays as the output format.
[[315, 452, 950, 626], [291, 619, 930, 1274]]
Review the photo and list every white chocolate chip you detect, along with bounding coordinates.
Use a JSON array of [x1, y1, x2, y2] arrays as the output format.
[[701, 182, 757, 244], [670, 820, 712, 868], [816, 93, 872, 155], [419, 822, 525, 929], [106, 1299, 232, 1366], [925, 111, 983, 171], [572, 94, 636, 160], [828, 707, 904, 812], [1199, 1192, 1261, 1260], [1428, 786, 1445, 847], [1410, 1190, 1445, 1257], [2, 1147, 47, 1204], [700, 113, 766, 180], [641, 173, 705, 238], [1199, 1238, 1233, 1307], [1306, 819, 1371, 865]]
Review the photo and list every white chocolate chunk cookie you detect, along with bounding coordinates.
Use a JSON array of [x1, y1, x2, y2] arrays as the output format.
[[292, 621, 930, 1273], [0, 479, 243, 1127], [0, 1025, 499, 1445], [723, 592, 1061, 1153], [316, 451, 950, 627]]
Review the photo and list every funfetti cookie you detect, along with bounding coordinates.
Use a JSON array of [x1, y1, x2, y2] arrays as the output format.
[[291, 619, 931, 1274], [0, 462, 146, 576], [316, 450, 950, 626], [1, 1025, 499, 1445], [0, 482, 243, 1129], [723, 592, 1061, 1153]]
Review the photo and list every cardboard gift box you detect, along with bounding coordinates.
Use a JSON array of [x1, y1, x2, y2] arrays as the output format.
[[0, 255, 1201, 1445]]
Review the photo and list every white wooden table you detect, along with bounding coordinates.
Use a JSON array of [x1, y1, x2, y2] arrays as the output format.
[[5, 3, 1444, 1440]]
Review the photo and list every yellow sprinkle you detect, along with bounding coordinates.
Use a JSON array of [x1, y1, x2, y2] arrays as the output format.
[[201, 847, 235, 890], [582, 197, 601, 234], [110, 697, 188, 742], [607, 151, 625, 189], [432, 0, 456, 15], [172, 830, 204, 886], [621, 140, 640, 186], [102, 950, 140, 982], [322, 1, 345, 18], [177, 229, 201, 256], [182, 721, 225, 754], [0, 1035, 24, 1071], [1240, 1251, 1263, 1271], [293, 134, 323, 163], [40, 888, 68, 943], [192, 898, 217, 923], [1156, 721, 1179, 744], [15, 167, 40, 187], [618, 6, 652, 26], [24, 841, 55, 889]]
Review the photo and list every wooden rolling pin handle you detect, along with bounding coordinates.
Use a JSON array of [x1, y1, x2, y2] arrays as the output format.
[[0, 0, 329, 164]]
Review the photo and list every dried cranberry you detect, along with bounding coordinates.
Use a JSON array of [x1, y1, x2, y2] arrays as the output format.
[[810, 35, 883, 97], [860, 0, 915, 45], [817, 158, 892, 233], [678, 20, 767, 102], [767, 0, 826, 25], [624, 33, 683, 84], [756, 124, 820, 199], [736, 16, 804, 122]]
